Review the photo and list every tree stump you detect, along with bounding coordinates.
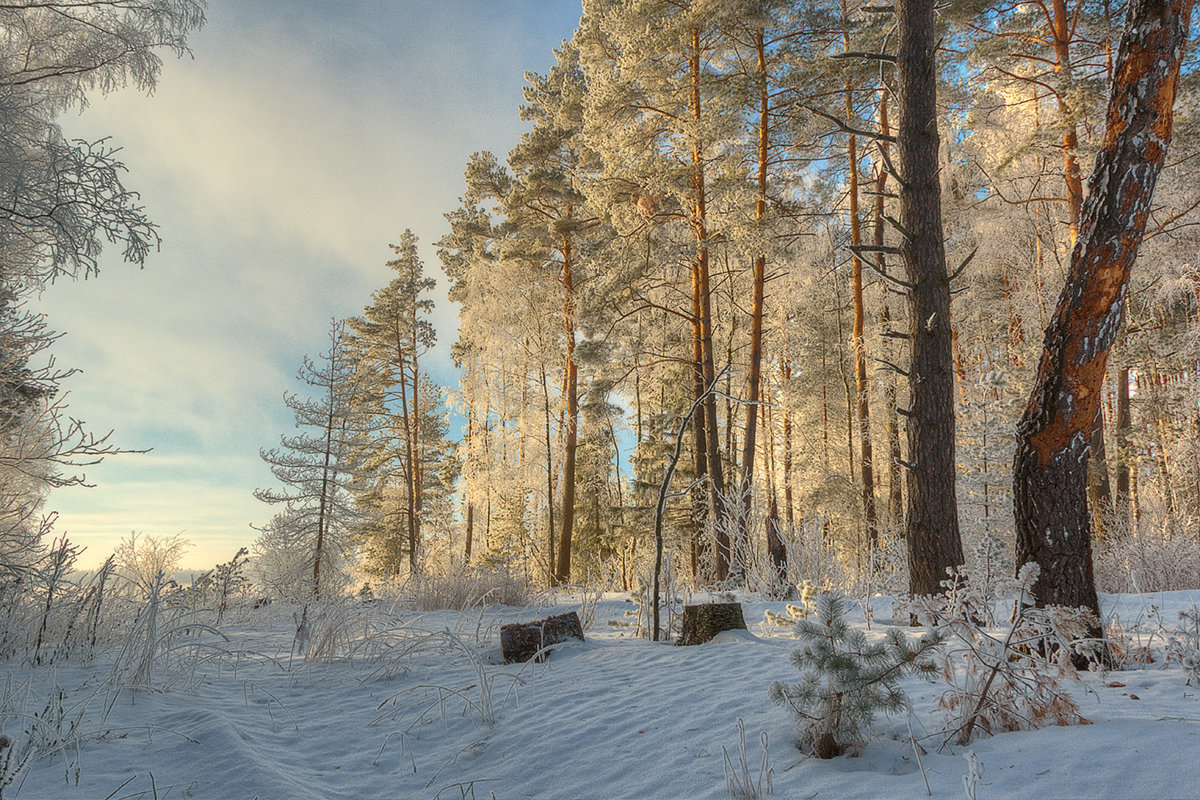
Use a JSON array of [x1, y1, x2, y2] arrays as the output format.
[[676, 602, 746, 646], [500, 611, 585, 663]]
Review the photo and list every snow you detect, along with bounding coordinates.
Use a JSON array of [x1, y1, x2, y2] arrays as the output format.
[[6, 591, 1200, 799]]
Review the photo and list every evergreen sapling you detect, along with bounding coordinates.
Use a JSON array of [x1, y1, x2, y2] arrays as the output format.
[[769, 593, 942, 758]]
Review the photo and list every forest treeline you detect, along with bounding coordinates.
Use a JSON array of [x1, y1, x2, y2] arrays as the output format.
[[0, 0, 1195, 618], [247, 0, 1200, 615]]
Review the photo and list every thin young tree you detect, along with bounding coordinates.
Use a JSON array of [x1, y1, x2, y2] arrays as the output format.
[[256, 321, 373, 598]]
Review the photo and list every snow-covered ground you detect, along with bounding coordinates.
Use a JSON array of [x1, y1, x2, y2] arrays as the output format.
[[5, 590, 1200, 799]]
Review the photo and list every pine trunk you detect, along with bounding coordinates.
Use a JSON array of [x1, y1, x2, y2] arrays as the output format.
[[896, 0, 964, 595], [841, 2, 878, 549], [465, 413, 474, 560], [1013, 0, 1192, 612], [876, 89, 904, 529], [739, 29, 770, 561], [1115, 363, 1133, 521], [847, 112, 878, 549], [781, 355, 795, 530], [691, 260, 711, 577], [554, 240, 579, 585], [690, 25, 728, 582]]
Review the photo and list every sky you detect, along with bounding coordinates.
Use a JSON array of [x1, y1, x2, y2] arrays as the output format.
[[35, 0, 585, 570]]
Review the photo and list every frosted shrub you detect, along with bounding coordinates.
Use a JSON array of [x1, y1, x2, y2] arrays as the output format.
[[705, 494, 848, 595], [768, 593, 942, 758], [910, 564, 1093, 747], [402, 564, 527, 611], [761, 580, 817, 635], [619, 555, 686, 640], [185, 548, 251, 624], [1095, 511, 1200, 592], [109, 573, 226, 689], [0, 545, 119, 666], [1166, 604, 1200, 686]]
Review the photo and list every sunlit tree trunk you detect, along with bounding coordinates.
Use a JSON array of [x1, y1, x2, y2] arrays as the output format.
[[554, 238, 579, 585], [739, 28, 770, 566], [846, 86, 878, 549], [689, 25, 729, 582], [1014, 0, 1192, 615]]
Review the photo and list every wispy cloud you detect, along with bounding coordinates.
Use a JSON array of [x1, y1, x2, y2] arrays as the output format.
[[35, 0, 583, 568]]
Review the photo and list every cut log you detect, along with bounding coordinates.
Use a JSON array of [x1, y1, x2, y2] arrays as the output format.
[[500, 611, 585, 663], [676, 602, 746, 646]]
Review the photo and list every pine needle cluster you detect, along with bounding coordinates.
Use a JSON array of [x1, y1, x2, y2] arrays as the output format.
[[769, 593, 943, 758]]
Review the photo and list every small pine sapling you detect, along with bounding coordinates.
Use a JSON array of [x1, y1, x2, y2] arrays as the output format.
[[768, 593, 943, 758]]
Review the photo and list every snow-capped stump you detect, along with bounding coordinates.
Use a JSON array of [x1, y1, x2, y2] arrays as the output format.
[[500, 611, 585, 663], [676, 602, 746, 646]]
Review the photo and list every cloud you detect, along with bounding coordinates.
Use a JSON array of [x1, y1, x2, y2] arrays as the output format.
[[53, 453, 267, 570], [32, 0, 584, 569]]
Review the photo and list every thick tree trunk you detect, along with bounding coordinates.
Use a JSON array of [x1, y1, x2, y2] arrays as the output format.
[[1013, 0, 1191, 613], [1050, 0, 1117, 514], [896, 0, 964, 595]]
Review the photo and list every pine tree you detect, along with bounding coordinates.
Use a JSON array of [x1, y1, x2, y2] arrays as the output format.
[[895, 0, 966, 596], [1013, 0, 1193, 620], [579, 0, 743, 580], [348, 231, 445, 576], [255, 321, 372, 598], [499, 44, 599, 584], [769, 593, 942, 758]]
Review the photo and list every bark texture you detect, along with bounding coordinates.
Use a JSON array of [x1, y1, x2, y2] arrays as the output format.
[[1013, 0, 1192, 612], [896, 0, 964, 595], [676, 602, 747, 646], [500, 612, 585, 663]]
